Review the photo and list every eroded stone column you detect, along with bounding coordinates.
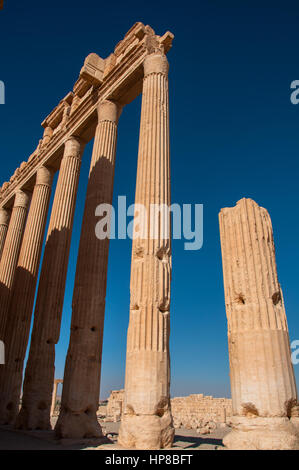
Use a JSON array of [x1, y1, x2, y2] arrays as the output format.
[[0, 166, 53, 424], [219, 198, 299, 450], [0, 190, 31, 340], [51, 379, 63, 417], [0, 208, 10, 260], [55, 100, 121, 439], [16, 137, 84, 430], [118, 52, 174, 449]]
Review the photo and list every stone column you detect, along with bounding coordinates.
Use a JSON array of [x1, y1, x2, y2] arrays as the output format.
[[0, 190, 31, 340], [0, 166, 53, 424], [55, 100, 121, 439], [0, 208, 10, 260], [219, 198, 299, 450], [50, 380, 63, 417], [50, 381, 59, 417], [16, 137, 84, 431], [118, 52, 174, 449]]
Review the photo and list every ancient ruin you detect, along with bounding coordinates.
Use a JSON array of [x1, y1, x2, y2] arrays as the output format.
[[106, 390, 124, 422], [171, 394, 231, 431], [0, 23, 174, 449], [106, 390, 232, 433], [0, 21, 298, 451], [219, 198, 299, 449], [50, 379, 63, 417]]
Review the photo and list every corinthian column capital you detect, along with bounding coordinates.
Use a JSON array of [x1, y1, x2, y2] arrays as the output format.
[[63, 136, 84, 159], [14, 189, 31, 209], [0, 208, 10, 226], [36, 166, 53, 187], [144, 52, 169, 77], [97, 99, 122, 123]]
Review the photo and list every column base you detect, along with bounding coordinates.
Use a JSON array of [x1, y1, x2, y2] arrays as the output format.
[[54, 408, 103, 439], [223, 416, 299, 450], [15, 407, 51, 431], [118, 412, 175, 449], [0, 400, 18, 426]]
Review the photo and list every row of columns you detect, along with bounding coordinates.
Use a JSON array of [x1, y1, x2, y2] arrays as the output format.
[[0, 190, 31, 340], [0, 50, 297, 451], [0, 167, 53, 424], [16, 136, 84, 430], [55, 101, 121, 439], [0, 51, 173, 449]]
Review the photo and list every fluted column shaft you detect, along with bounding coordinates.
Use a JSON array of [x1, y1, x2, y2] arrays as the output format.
[[0, 208, 10, 260], [16, 137, 84, 430], [0, 190, 31, 340], [55, 100, 120, 439], [50, 380, 62, 417], [0, 166, 53, 424], [118, 52, 174, 449], [219, 198, 299, 450]]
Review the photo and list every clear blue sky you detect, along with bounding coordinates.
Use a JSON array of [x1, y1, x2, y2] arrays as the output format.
[[0, 1, 299, 399]]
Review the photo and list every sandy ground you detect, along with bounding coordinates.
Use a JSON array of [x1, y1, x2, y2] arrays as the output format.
[[0, 419, 230, 450]]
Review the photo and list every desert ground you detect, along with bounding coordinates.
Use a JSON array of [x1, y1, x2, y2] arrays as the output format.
[[0, 418, 230, 450]]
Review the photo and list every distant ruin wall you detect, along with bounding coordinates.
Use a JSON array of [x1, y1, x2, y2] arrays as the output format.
[[105, 390, 124, 421], [171, 394, 232, 429], [104, 390, 232, 429]]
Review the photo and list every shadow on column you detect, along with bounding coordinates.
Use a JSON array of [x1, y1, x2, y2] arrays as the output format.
[[55, 155, 115, 439], [16, 226, 73, 431], [0, 281, 14, 338], [0, 266, 38, 425]]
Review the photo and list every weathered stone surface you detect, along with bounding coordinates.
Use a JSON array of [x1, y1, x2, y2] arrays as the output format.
[[224, 416, 299, 450], [171, 394, 232, 430], [0, 190, 31, 340], [16, 137, 84, 431], [55, 100, 121, 439], [219, 198, 299, 450], [0, 166, 53, 424], [118, 52, 174, 450], [106, 390, 124, 422], [105, 390, 231, 432]]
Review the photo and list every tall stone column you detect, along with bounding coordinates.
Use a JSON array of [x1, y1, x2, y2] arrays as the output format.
[[50, 379, 63, 417], [118, 52, 174, 449], [219, 198, 299, 450], [0, 208, 10, 260], [55, 100, 121, 439], [0, 190, 31, 340], [16, 137, 84, 431], [0, 166, 53, 424]]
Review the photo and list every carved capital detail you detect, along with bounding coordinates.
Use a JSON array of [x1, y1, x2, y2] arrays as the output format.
[[14, 190, 31, 209], [36, 166, 54, 186], [97, 100, 122, 124], [144, 52, 169, 77], [0, 208, 10, 225]]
